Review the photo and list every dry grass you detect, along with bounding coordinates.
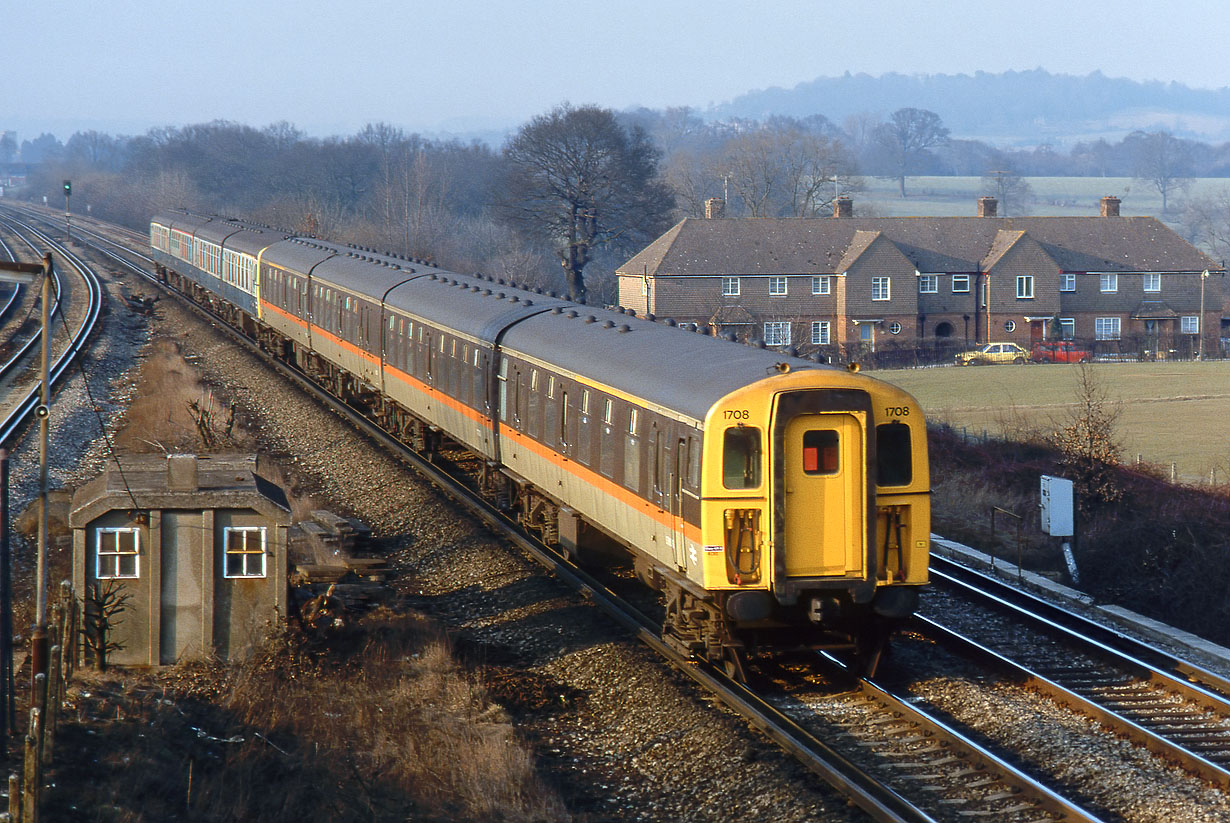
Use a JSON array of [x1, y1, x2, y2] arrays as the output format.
[[50, 611, 568, 822], [114, 333, 258, 456]]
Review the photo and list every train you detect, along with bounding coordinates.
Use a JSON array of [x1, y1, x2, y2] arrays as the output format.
[[149, 210, 931, 677]]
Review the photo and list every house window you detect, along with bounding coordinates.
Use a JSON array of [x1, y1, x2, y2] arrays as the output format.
[[721, 277, 739, 296], [871, 277, 890, 301], [811, 321, 830, 345], [1100, 273, 1118, 293], [1060, 273, 1076, 292], [918, 275, 938, 293], [1181, 315, 1200, 334], [952, 274, 970, 293], [769, 276, 787, 296], [1143, 273, 1161, 292], [1004, 320, 1016, 332], [1016, 276, 1034, 299], [97, 528, 139, 579], [1095, 317, 1121, 340], [224, 527, 267, 578], [888, 321, 902, 334], [1059, 318, 1075, 339], [763, 321, 791, 346], [812, 276, 831, 295]]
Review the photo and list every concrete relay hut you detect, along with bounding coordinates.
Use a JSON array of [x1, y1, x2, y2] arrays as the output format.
[[69, 453, 291, 666]]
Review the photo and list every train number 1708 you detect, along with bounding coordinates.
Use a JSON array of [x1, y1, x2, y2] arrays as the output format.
[[884, 406, 910, 418]]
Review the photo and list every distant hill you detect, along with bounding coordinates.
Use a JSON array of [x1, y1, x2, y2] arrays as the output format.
[[710, 69, 1230, 146]]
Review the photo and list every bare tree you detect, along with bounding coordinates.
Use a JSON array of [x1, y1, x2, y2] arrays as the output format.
[[874, 108, 950, 198], [1179, 187, 1230, 260], [1128, 130, 1193, 214], [496, 104, 675, 303], [981, 168, 1034, 216], [717, 121, 858, 217]]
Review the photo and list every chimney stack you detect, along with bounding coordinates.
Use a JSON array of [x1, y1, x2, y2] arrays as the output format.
[[704, 198, 725, 219], [167, 454, 200, 491], [1100, 196, 1121, 217], [977, 197, 998, 218], [833, 196, 853, 218]]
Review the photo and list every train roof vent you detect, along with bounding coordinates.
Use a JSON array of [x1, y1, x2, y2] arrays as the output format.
[[510, 295, 520, 303], [645, 313, 655, 321], [618, 324, 630, 333], [567, 310, 579, 318], [524, 299, 533, 306], [602, 320, 615, 328], [585, 315, 597, 323], [551, 307, 562, 314], [483, 289, 492, 296], [497, 292, 506, 299]]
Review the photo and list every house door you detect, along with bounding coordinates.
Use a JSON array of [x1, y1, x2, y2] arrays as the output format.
[[1031, 320, 1045, 344], [782, 413, 865, 577]]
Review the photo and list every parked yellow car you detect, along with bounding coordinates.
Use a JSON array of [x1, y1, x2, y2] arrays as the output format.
[[954, 342, 1030, 365]]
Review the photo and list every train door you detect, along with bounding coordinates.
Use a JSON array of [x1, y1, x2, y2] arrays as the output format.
[[782, 412, 865, 577], [670, 438, 687, 569]]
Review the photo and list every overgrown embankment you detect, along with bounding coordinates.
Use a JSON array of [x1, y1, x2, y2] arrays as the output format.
[[929, 423, 1230, 645]]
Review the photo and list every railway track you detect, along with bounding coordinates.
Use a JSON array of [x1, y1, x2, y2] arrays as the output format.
[[916, 555, 1230, 789], [14, 204, 1229, 820], [0, 214, 104, 446]]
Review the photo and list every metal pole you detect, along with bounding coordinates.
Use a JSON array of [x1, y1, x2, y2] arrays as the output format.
[[0, 449, 10, 740], [1199, 270, 1208, 361], [31, 253, 51, 684]]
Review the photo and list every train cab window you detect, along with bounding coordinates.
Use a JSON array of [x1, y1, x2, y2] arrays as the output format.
[[722, 427, 762, 489], [876, 422, 913, 486], [802, 430, 840, 475]]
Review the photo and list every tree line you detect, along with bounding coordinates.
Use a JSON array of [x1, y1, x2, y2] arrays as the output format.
[[9, 104, 1230, 301]]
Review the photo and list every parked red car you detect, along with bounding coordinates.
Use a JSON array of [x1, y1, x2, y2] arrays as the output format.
[[1031, 340, 1091, 363]]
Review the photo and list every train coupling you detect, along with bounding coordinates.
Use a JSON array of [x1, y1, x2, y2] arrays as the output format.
[[807, 595, 841, 624]]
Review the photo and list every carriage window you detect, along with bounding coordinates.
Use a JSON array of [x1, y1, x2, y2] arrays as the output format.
[[548, 376, 556, 400], [802, 430, 840, 475], [602, 398, 613, 425], [581, 390, 590, 415], [722, 428, 761, 489], [628, 408, 639, 435], [687, 436, 701, 489], [877, 423, 913, 486]]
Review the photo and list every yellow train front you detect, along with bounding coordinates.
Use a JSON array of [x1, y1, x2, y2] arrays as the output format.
[[679, 364, 929, 676]]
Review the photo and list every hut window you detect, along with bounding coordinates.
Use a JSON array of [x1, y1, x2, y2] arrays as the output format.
[[97, 528, 140, 579], [223, 527, 268, 578]]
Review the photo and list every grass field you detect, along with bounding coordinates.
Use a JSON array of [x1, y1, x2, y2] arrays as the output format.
[[874, 361, 1230, 483], [857, 176, 1230, 221]]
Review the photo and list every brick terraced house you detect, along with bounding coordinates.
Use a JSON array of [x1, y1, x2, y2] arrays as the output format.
[[616, 196, 1227, 360]]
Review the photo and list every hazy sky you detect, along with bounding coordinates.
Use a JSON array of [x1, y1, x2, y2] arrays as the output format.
[[7, 0, 1230, 142]]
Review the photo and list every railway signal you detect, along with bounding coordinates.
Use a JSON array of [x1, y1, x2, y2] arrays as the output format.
[[63, 180, 71, 241]]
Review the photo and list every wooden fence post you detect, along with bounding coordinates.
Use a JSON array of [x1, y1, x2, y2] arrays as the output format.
[[43, 652, 59, 767], [8, 772, 19, 823], [22, 711, 39, 823]]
